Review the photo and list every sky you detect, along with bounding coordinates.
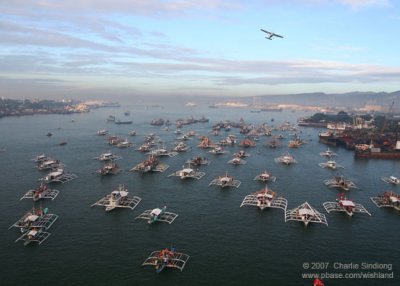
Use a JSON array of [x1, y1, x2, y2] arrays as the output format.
[[0, 0, 400, 99]]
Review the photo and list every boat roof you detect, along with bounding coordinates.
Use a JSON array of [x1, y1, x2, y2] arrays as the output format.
[[28, 229, 38, 236], [151, 208, 162, 215], [340, 200, 355, 207], [299, 208, 314, 216], [48, 170, 63, 176], [111, 190, 128, 197], [182, 168, 193, 173], [25, 215, 39, 222], [390, 196, 399, 202]]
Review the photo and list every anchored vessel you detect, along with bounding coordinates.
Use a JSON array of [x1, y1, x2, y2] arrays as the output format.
[[186, 156, 209, 166], [173, 142, 191, 152], [130, 155, 169, 173], [285, 202, 328, 227], [324, 176, 357, 191], [91, 184, 141, 211], [233, 150, 250, 158], [135, 206, 178, 224], [20, 183, 59, 201], [142, 248, 190, 273], [10, 207, 58, 246], [320, 148, 337, 158], [94, 152, 121, 161], [254, 170, 276, 183], [228, 156, 247, 165], [274, 152, 297, 165], [168, 165, 205, 180], [146, 146, 178, 157], [240, 186, 287, 211], [370, 191, 400, 211], [96, 162, 121, 175], [39, 168, 77, 183], [323, 194, 371, 216], [318, 160, 344, 170], [381, 176, 400, 185], [97, 129, 108, 136], [37, 158, 64, 171], [209, 172, 241, 188]]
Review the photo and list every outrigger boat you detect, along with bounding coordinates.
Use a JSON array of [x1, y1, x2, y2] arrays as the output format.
[[218, 135, 236, 146], [16, 228, 51, 246], [320, 148, 337, 158], [233, 150, 250, 158], [130, 155, 169, 173], [142, 248, 190, 273], [285, 202, 328, 227], [274, 152, 297, 165], [128, 130, 137, 136], [381, 176, 400, 185], [208, 146, 227, 155], [168, 165, 205, 180], [228, 157, 246, 165], [318, 160, 344, 170], [136, 143, 153, 152], [97, 129, 108, 136], [323, 194, 371, 216], [370, 191, 400, 211], [93, 152, 121, 161], [96, 162, 121, 175], [324, 176, 357, 191], [239, 139, 256, 147], [37, 159, 64, 171], [240, 186, 287, 211], [9, 207, 58, 233], [20, 183, 59, 201], [32, 154, 51, 163], [253, 170, 276, 183], [39, 168, 77, 183], [209, 172, 241, 188], [91, 184, 141, 212], [116, 139, 133, 148], [186, 156, 210, 166], [146, 146, 178, 157], [135, 206, 178, 224], [198, 137, 216, 149], [173, 142, 191, 152]]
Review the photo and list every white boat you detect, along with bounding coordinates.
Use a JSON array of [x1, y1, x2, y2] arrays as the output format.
[[209, 172, 241, 188], [370, 191, 400, 211], [228, 157, 246, 165], [20, 183, 59, 201], [240, 186, 287, 211], [97, 129, 108, 136], [142, 248, 190, 272], [274, 152, 297, 165], [94, 152, 121, 161], [320, 148, 337, 158], [324, 176, 357, 191], [91, 185, 141, 212], [40, 169, 77, 183], [285, 202, 328, 227], [135, 206, 178, 224], [253, 170, 276, 183], [318, 160, 343, 170], [381, 176, 400, 185], [208, 146, 227, 155], [323, 194, 371, 217], [168, 165, 205, 180]]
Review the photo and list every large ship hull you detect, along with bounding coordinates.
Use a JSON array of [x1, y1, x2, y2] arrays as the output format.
[[355, 150, 400, 159]]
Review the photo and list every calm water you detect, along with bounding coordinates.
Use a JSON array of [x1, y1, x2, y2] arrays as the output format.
[[0, 101, 398, 286]]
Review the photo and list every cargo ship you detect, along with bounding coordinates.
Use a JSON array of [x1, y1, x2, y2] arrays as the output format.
[[354, 142, 400, 159]]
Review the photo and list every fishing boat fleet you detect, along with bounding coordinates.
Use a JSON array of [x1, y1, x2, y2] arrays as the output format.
[[8, 113, 399, 278]]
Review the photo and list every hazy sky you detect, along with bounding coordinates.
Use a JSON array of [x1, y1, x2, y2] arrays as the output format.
[[1, 0, 399, 98]]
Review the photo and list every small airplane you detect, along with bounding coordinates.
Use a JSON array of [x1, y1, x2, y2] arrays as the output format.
[[260, 29, 283, 40]]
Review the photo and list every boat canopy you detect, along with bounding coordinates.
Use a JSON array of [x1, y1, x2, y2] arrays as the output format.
[[340, 200, 355, 207]]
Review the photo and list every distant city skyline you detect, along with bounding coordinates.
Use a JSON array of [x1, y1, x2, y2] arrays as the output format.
[[1, 0, 399, 98]]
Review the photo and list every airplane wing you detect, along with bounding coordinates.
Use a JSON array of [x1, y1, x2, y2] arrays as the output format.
[[273, 33, 284, 38], [260, 29, 272, 35]]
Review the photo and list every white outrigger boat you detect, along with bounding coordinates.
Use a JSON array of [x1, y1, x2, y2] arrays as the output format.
[[228, 157, 247, 165], [186, 156, 210, 166], [208, 146, 227, 155], [37, 158, 64, 171], [15, 228, 51, 246], [274, 152, 297, 165], [285, 202, 328, 227], [146, 146, 178, 157], [97, 129, 108, 136], [96, 162, 121, 175], [116, 139, 133, 148], [240, 186, 287, 211], [318, 160, 344, 170], [323, 194, 371, 216], [173, 142, 191, 152], [168, 165, 205, 180], [9, 207, 58, 233], [381, 176, 400, 185], [370, 191, 400, 211], [324, 176, 357, 191], [20, 183, 59, 201], [39, 168, 77, 183], [136, 142, 153, 152], [253, 170, 276, 183], [209, 172, 241, 188], [142, 248, 190, 273], [91, 184, 141, 211], [234, 150, 250, 158], [32, 154, 51, 163], [93, 152, 121, 161], [135, 206, 178, 224], [320, 148, 337, 158]]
